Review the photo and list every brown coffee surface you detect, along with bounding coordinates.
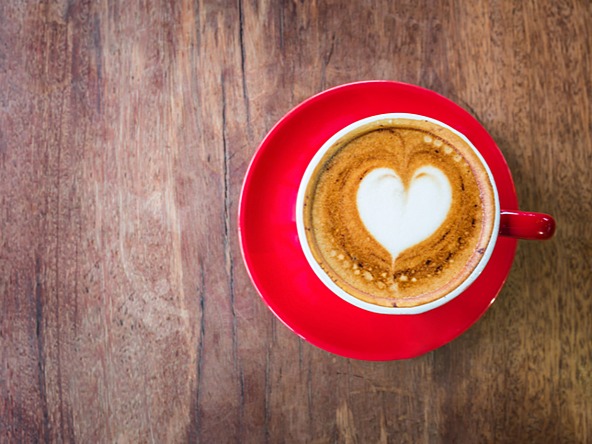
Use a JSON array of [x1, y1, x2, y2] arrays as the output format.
[[302, 118, 496, 308]]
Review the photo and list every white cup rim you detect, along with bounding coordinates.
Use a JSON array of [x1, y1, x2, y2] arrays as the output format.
[[295, 113, 501, 315]]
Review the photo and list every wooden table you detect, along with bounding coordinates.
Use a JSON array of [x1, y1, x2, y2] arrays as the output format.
[[1, 1, 590, 442]]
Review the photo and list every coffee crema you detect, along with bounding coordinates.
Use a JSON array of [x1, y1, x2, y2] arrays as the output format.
[[301, 117, 496, 308]]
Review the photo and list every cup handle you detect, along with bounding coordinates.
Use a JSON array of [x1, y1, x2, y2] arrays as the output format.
[[499, 210, 556, 240]]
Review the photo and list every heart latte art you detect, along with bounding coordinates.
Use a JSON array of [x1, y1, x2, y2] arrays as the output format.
[[357, 166, 452, 261], [301, 117, 496, 308]]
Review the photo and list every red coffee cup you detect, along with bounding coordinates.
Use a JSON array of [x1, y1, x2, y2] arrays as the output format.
[[239, 81, 557, 359]]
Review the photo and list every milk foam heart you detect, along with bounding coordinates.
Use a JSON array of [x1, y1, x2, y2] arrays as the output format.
[[356, 166, 452, 260]]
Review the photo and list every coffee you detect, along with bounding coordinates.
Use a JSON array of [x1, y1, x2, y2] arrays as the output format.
[[300, 116, 497, 308]]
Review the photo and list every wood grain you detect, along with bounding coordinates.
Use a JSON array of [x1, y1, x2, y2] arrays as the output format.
[[0, 0, 590, 442]]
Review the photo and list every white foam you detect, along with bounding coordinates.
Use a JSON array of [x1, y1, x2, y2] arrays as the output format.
[[356, 166, 452, 260]]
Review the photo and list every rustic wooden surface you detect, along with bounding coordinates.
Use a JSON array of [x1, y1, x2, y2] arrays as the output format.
[[1, 1, 590, 442]]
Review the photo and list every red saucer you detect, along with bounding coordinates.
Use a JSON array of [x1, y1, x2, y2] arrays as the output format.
[[238, 81, 518, 360]]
